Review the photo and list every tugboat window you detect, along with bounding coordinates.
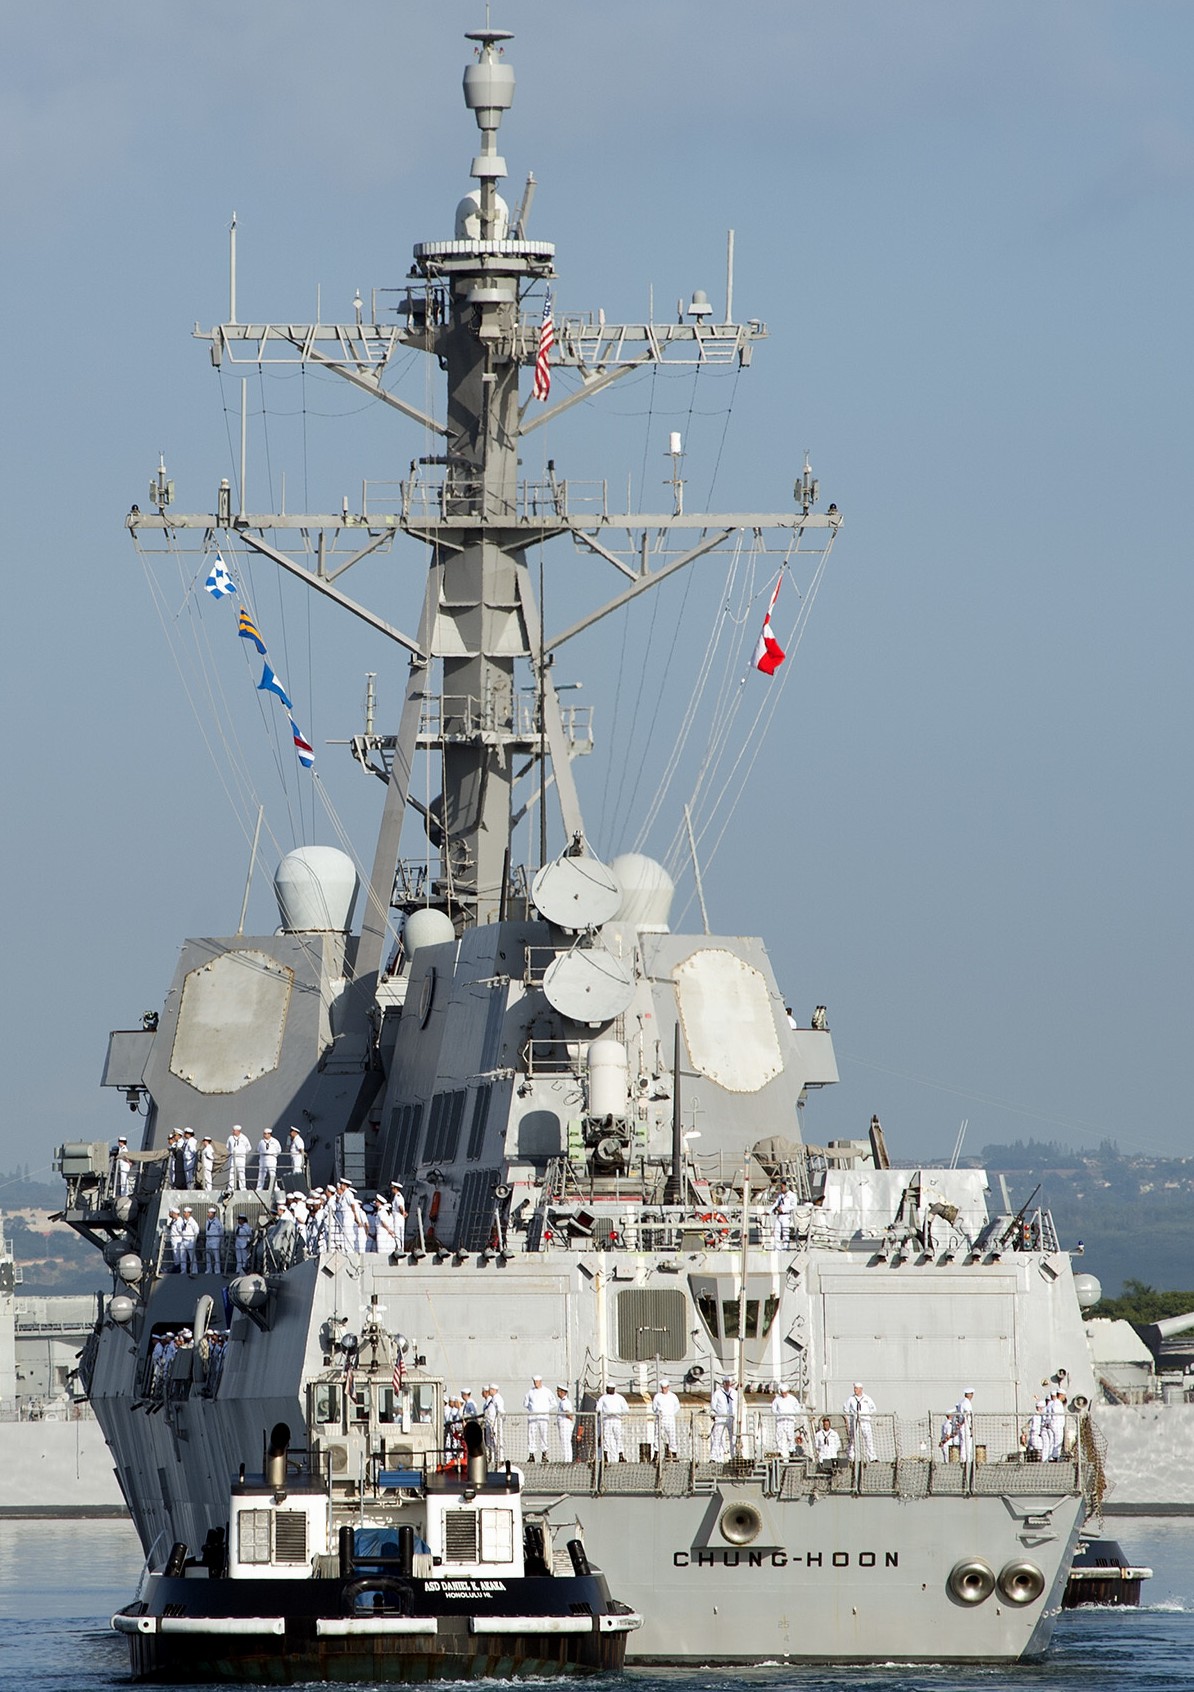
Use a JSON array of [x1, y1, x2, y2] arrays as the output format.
[[480, 1508, 515, 1563], [237, 1508, 272, 1564]]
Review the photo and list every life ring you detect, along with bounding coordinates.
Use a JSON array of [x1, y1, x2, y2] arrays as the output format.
[[699, 1211, 730, 1242], [342, 1576, 410, 1615]]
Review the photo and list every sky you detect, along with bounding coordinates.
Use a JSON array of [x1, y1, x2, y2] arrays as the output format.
[[2, 1, 1193, 1187]]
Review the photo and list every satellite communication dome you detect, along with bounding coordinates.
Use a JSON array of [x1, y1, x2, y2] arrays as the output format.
[[455, 189, 510, 240], [610, 853, 675, 931], [403, 907, 457, 955], [274, 846, 360, 934], [1072, 1273, 1103, 1311]]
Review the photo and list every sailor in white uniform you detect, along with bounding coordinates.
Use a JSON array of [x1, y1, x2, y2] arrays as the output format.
[[177, 1206, 200, 1276], [256, 1128, 279, 1188], [524, 1375, 553, 1462], [771, 1384, 806, 1461], [554, 1384, 575, 1461], [1044, 1389, 1068, 1460], [843, 1382, 877, 1460], [710, 1377, 736, 1463], [226, 1126, 251, 1190], [165, 1206, 183, 1272], [287, 1126, 305, 1176], [771, 1183, 799, 1249], [204, 1207, 223, 1274], [112, 1136, 133, 1198], [652, 1380, 681, 1460], [814, 1416, 842, 1464], [483, 1383, 506, 1464], [374, 1195, 397, 1256], [596, 1383, 629, 1462], [197, 1135, 215, 1189], [234, 1216, 252, 1274], [390, 1183, 407, 1250], [953, 1388, 976, 1461], [180, 1128, 198, 1187]]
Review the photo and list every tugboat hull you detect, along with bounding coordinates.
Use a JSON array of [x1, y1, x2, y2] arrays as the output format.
[[116, 1573, 635, 1682]]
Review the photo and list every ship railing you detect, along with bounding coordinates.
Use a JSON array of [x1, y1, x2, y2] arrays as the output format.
[[532, 1202, 846, 1253], [399, 474, 610, 525], [500, 1410, 1087, 1500], [522, 1039, 586, 1078], [265, 1409, 1088, 1503]]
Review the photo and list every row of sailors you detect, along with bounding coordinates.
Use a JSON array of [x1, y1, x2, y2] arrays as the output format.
[[144, 1327, 228, 1401], [496, 1380, 1078, 1468], [112, 1127, 307, 1198], [162, 1183, 409, 1274]]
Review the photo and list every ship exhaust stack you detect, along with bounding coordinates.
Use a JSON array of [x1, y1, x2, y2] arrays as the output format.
[[265, 1422, 290, 1491], [462, 1416, 488, 1487]]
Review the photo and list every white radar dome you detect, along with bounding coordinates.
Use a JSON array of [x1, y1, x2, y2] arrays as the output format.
[[403, 908, 457, 955], [455, 190, 510, 240], [1073, 1273, 1103, 1311], [274, 847, 360, 934], [610, 853, 675, 931]]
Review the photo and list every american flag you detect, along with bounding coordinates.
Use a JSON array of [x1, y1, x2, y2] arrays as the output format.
[[532, 290, 554, 401], [392, 1347, 404, 1397]]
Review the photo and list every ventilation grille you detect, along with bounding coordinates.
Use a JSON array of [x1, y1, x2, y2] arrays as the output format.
[[273, 1510, 308, 1564], [616, 1287, 689, 1360], [458, 1168, 501, 1251], [444, 1509, 480, 1562], [424, 1090, 467, 1163], [388, 1102, 424, 1186], [466, 1084, 492, 1161]]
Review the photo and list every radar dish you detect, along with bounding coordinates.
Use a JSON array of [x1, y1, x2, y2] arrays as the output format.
[[542, 947, 635, 1024], [531, 854, 622, 930]]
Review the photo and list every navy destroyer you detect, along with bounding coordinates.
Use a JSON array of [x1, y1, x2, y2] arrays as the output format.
[[57, 22, 1107, 1666]]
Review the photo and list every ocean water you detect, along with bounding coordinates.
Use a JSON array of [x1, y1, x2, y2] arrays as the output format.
[[0, 1518, 1191, 1692]]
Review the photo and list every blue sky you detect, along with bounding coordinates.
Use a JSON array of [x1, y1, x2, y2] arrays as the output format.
[[2, 1, 1192, 1181]]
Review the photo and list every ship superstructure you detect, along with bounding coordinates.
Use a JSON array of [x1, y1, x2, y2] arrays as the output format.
[[58, 25, 1106, 1664]]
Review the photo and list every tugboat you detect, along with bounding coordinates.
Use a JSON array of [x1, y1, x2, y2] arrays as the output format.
[[1063, 1535, 1153, 1609], [113, 1322, 638, 1681]]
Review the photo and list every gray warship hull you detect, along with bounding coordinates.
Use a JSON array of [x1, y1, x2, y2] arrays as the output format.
[[59, 18, 1103, 1670]]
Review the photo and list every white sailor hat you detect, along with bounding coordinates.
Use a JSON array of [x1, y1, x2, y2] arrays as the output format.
[[207, 1206, 218, 1213], [263, 1127, 275, 1137], [532, 1373, 543, 1382], [288, 1125, 300, 1134], [183, 1127, 195, 1135], [182, 1205, 193, 1212], [202, 1135, 212, 1142], [660, 1379, 670, 1388], [118, 1135, 128, 1143], [556, 1383, 568, 1392]]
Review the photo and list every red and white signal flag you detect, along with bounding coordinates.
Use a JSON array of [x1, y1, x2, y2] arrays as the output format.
[[753, 577, 786, 676]]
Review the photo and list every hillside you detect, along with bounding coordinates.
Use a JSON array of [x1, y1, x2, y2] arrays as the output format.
[[974, 1142, 1194, 1298]]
